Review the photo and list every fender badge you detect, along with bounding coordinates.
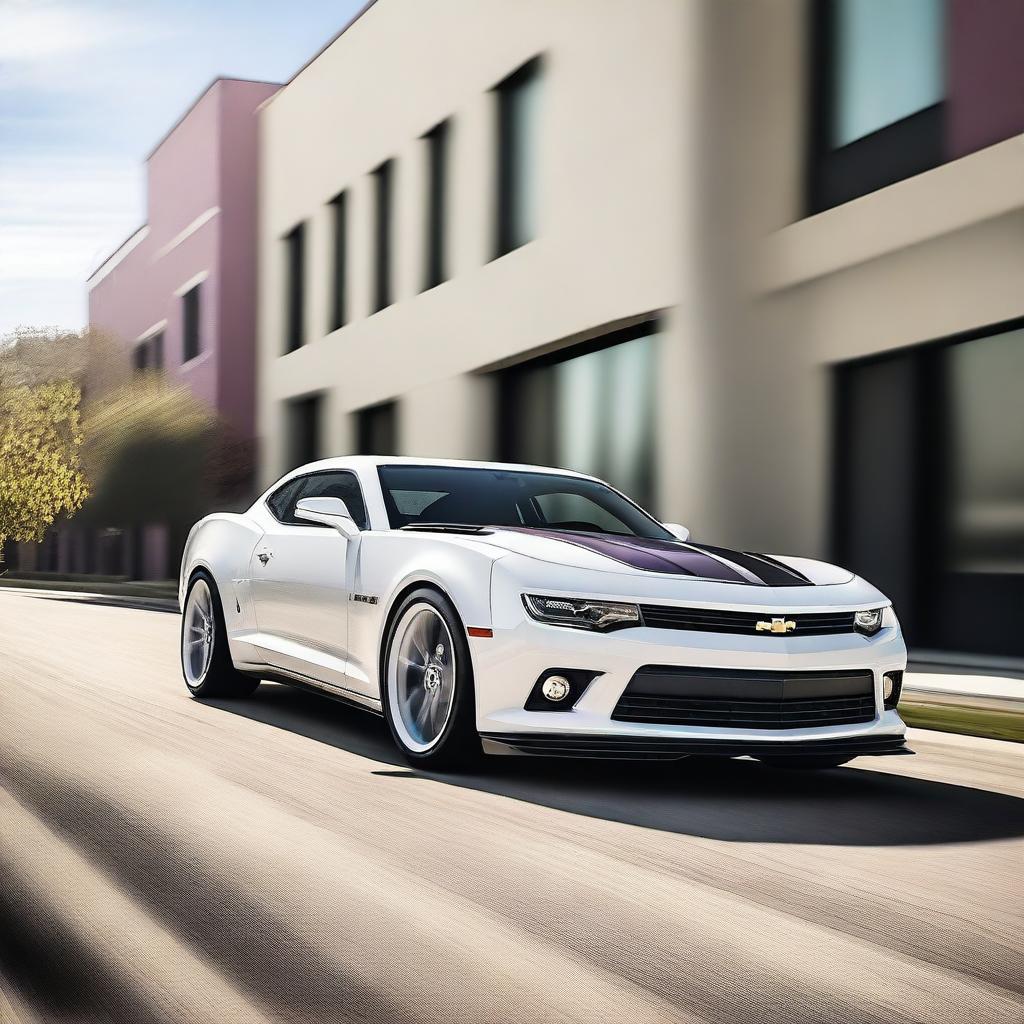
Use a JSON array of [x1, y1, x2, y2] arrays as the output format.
[[351, 594, 378, 605]]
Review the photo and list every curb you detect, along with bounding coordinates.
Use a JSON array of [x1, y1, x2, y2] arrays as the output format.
[[0, 585, 178, 613]]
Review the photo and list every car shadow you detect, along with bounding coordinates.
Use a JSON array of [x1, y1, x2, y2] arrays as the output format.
[[208, 682, 1024, 848]]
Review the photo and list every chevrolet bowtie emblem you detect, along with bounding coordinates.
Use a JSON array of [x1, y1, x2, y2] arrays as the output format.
[[756, 617, 796, 634]]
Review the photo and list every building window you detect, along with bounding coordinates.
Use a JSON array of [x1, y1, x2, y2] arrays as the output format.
[[329, 191, 347, 331], [834, 321, 1024, 658], [808, 0, 945, 213], [423, 120, 449, 291], [372, 160, 394, 312], [498, 321, 658, 511], [494, 57, 542, 258], [182, 285, 201, 362], [133, 332, 164, 372], [833, 0, 944, 147], [284, 222, 306, 352], [286, 394, 321, 469], [356, 400, 398, 456]]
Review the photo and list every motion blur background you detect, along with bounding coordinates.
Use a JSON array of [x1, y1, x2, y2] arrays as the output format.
[[2, 0, 1023, 663]]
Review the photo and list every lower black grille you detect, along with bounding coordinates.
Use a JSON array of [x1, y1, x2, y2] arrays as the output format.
[[612, 666, 876, 730], [638, 605, 856, 636]]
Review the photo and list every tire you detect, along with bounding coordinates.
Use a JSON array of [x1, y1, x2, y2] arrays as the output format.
[[181, 572, 260, 699], [381, 588, 480, 770], [758, 755, 855, 770]]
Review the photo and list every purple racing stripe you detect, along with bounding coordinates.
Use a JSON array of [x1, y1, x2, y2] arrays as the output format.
[[501, 528, 752, 582]]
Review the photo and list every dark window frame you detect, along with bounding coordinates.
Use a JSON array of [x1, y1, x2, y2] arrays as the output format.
[[132, 341, 148, 372], [328, 191, 347, 331], [182, 284, 201, 362], [493, 55, 542, 259], [284, 222, 306, 353], [266, 469, 369, 530], [285, 392, 321, 470], [422, 119, 450, 291], [806, 0, 946, 215], [150, 331, 164, 370], [371, 159, 394, 312], [356, 400, 398, 457], [830, 314, 1024, 655]]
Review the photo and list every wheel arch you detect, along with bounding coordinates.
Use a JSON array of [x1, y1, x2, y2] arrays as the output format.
[[377, 577, 461, 688]]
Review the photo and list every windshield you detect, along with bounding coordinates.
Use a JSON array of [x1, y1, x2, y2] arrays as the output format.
[[377, 465, 673, 540]]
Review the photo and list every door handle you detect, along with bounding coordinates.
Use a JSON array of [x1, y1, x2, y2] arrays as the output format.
[[258, 550, 272, 565]]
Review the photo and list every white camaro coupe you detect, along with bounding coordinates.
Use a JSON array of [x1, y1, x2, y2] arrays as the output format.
[[179, 457, 910, 769]]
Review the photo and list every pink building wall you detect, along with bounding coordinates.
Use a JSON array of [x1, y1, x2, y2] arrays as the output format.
[[82, 78, 278, 579], [87, 78, 279, 439]]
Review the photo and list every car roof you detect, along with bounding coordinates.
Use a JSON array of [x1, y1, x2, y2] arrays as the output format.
[[274, 455, 598, 480]]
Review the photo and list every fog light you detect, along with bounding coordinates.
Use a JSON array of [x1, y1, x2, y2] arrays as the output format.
[[541, 675, 571, 702], [882, 670, 903, 709]]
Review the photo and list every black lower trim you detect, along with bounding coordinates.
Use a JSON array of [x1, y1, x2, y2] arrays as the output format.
[[479, 732, 912, 761], [241, 667, 384, 716]]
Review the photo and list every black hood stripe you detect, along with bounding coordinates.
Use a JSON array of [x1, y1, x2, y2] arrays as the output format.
[[690, 545, 814, 587]]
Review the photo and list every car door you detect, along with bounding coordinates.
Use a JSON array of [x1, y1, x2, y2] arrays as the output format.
[[250, 470, 369, 694]]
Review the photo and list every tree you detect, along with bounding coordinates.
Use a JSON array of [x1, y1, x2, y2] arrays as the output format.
[[80, 375, 216, 530], [1, 326, 251, 576], [0, 380, 89, 552]]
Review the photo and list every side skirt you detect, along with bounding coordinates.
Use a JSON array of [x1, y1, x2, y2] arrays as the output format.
[[239, 665, 384, 717]]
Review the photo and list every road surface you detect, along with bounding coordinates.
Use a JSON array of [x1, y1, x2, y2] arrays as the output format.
[[0, 590, 1021, 1024]]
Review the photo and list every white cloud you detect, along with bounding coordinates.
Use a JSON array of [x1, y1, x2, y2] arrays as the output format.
[[0, 154, 142, 332], [0, 0, 138, 62]]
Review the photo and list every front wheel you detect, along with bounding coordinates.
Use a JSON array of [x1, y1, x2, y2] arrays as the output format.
[[381, 589, 479, 770], [181, 574, 259, 698]]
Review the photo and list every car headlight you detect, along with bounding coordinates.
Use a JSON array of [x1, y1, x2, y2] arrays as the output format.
[[523, 594, 640, 632], [854, 608, 883, 636]]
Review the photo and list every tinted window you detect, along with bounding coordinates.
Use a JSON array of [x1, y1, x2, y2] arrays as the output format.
[[377, 465, 670, 539], [499, 323, 657, 511], [284, 222, 305, 352], [495, 57, 541, 257], [182, 285, 201, 361], [267, 471, 368, 529]]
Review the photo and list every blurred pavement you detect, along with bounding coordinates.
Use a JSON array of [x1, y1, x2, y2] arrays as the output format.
[[1, 590, 1022, 1023]]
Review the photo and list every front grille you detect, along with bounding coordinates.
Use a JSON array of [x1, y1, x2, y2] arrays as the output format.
[[612, 666, 876, 730], [638, 604, 856, 636]]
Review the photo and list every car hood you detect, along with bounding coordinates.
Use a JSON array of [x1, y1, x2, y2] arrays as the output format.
[[479, 527, 855, 587]]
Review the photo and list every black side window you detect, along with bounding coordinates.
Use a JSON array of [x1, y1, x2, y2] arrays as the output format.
[[267, 478, 303, 522], [267, 471, 368, 529]]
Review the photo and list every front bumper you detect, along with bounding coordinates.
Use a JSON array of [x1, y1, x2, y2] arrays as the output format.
[[480, 732, 912, 760], [469, 613, 909, 760]]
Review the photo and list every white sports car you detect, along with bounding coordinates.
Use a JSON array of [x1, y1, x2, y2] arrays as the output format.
[[179, 457, 910, 769]]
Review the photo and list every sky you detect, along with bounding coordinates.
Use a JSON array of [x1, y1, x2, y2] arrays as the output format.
[[0, 0, 365, 336]]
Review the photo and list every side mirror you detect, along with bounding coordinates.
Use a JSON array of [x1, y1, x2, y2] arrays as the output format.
[[663, 522, 690, 543], [295, 496, 359, 538]]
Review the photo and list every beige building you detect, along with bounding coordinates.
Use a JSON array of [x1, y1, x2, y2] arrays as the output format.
[[257, 0, 1024, 660]]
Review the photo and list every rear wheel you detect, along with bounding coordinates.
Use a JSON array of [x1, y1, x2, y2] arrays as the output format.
[[382, 589, 479, 770], [758, 755, 854, 770], [181, 574, 259, 698]]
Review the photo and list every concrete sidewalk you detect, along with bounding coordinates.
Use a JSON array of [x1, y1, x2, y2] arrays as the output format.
[[901, 669, 1022, 743], [904, 670, 1023, 708], [0, 583, 178, 613]]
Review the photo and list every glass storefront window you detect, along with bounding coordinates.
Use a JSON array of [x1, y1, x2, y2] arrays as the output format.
[[500, 325, 657, 511], [948, 328, 1024, 574], [832, 0, 944, 147]]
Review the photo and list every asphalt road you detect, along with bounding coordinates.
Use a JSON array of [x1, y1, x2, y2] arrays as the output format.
[[0, 591, 1022, 1024]]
